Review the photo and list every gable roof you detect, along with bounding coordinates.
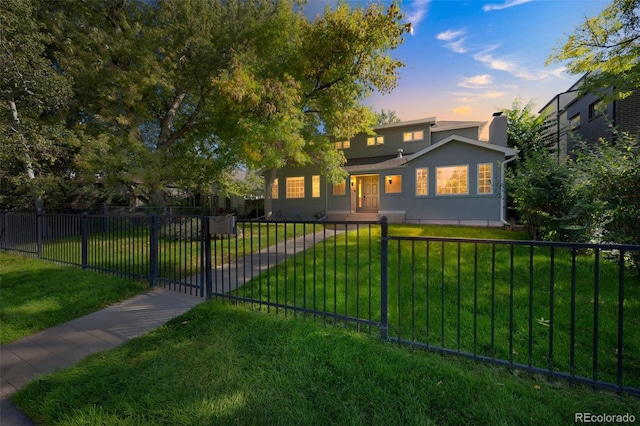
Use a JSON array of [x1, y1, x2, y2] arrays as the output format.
[[342, 135, 517, 173], [406, 134, 517, 162]]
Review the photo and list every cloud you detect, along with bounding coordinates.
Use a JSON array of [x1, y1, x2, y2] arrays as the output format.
[[405, 0, 430, 35], [453, 105, 473, 115], [458, 74, 494, 89], [436, 29, 466, 42], [436, 29, 468, 53], [473, 48, 567, 81], [482, 0, 532, 12]]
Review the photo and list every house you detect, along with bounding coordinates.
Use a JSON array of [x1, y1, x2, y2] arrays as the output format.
[[268, 113, 517, 226], [539, 75, 640, 157]]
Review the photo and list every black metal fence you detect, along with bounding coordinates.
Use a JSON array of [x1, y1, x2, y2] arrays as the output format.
[[1, 211, 638, 396]]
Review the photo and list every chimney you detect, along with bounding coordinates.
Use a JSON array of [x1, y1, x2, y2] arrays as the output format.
[[489, 112, 508, 147]]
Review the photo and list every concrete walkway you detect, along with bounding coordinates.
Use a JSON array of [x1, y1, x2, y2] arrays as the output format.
[[1, 226, 346, 425]]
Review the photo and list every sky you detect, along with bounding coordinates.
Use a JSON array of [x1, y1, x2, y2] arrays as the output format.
[[306, 0, 610, 122]]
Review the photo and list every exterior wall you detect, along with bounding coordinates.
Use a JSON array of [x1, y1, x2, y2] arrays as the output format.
[[564, 91, 614, 151], [431, 127, 479, 144], [270, 118, 511, 226], [402, 141, 505, 223], [344, 124, 432, 159], [270, 166, 327, 219], [616, 90, 640, 136]]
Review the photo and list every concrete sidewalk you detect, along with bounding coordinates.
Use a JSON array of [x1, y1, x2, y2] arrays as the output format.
[[1, 288, 204, 425], [1, 226, 347, 425]]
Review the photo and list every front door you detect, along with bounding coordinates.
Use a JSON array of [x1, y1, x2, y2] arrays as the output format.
[[356, 175, 379, 212]]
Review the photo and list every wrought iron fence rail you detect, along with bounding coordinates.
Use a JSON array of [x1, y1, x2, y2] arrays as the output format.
[[2, 211, 638, 397]]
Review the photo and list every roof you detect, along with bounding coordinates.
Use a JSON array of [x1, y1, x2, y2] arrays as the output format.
[[373, 117, 437, 130], [342, 135, 516, 173], [407, 135, 517, 162], [343, 155, 407, 173]]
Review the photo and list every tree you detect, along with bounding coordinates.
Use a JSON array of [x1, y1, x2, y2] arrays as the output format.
[[375, 109, 401, 125], [0, 0, 77, 210], [36, 1, 407, 215], [210, 1, 409, 217], [547, 0, 640, 100], [501, 98, 555, 160], [574, 133, 640, 269]]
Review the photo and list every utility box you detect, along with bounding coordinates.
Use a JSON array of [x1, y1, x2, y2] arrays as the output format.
[[209, 215, 236, 236]]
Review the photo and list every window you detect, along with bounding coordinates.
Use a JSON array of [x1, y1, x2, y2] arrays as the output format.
[[333, 179, 346, 195], [478, 163, 493, 194], [436, 165, 468, 195], [312, 175, 320, 198], [588, 100, 604, 120], [416, 168, 428, 196], [286, 177, 305, 199], [385, 175, 402, 193], [403, 130, 424, 142], [334, 140, 350, 150], [367, 135, 384, 146], [569, 113, 580, 130], [271, 178, 279, 199]]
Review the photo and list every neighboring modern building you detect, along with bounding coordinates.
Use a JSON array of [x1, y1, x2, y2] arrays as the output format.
[[268, 114, 517, 226], [539, 75, 640, 157]]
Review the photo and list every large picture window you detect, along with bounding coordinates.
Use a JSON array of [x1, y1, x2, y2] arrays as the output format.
[[478, 163, 493, 194], [333, 179, 346, 195], [416, 168, 428, 196], [286, 177, 305, 199], [436, 165, 468, 195]]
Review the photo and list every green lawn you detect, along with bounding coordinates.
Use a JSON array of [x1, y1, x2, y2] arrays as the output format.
[[234, 223, 640, 389], [31, 220, 320, 281], [0, 252, 148, 344], [12, 301, 640, 425]]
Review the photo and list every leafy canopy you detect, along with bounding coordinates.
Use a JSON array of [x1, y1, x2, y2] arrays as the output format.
[[547, 0, 640, 99]]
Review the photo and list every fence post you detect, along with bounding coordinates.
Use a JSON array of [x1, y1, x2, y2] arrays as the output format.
[[149, 214, 159, 287], [36, 209, 43, 258], [81, 212, 89, 268], [203, 215, 212, 298], [380, 216, 389, 340]]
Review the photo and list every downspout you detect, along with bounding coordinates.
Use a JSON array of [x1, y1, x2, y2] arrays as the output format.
[[500, 155, 517, 226]]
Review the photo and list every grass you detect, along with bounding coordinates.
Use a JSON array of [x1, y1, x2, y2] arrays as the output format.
[[27, 220, 320, 282], [233, 223, 640, 389], [12, 301, 640, 425], [0, 252, 148, 344]]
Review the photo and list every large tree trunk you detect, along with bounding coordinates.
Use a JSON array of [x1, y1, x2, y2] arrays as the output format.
[[263, 168, 277, 219]]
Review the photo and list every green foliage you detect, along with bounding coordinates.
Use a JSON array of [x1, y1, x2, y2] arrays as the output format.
[[507, 151, 588, 241], [375, 109, 401, 125], [0, 0, 77, 209], [574, 133, 640, 268], [502, 98, 555, 159], [547, 0, 640, 100]]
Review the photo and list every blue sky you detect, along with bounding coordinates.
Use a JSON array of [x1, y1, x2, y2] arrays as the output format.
[[308, 0, 610, 122]]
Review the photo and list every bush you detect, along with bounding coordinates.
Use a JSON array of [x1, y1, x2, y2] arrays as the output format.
[[507, 151, 589, 242]]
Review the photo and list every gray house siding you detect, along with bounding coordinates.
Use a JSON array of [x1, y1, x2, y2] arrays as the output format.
[[269, 115, 515, 225], [403, 141, 505, 225], [270, 166, 327, 219]]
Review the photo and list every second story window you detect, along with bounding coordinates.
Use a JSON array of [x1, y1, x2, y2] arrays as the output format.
[[367, 135, 384, 146], [334, 141, 350, 150], [403, 130, 424, 142]]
